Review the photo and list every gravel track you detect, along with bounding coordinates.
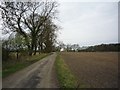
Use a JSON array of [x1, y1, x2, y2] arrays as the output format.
[[3, 52, 59, 88]]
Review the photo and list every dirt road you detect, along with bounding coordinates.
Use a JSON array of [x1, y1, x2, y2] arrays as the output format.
[[3, 52, 59, 88], [61, 52, 118, 88]]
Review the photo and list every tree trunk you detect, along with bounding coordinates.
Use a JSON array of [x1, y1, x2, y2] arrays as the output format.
[[40, 43, 43, 53], [16, 50, 19, 59], [29, 49, 33, 56], [29, 35, 36, 56], [38, 44, 41, 54], [33, 44, 37, 55], [28, 45, 33, 56]]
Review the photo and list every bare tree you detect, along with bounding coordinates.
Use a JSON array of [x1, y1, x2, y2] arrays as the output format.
[[0, 0, 58, 55]]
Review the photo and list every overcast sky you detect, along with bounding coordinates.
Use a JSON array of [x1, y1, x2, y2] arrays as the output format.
[[0, 0, 119, 46], [56, 1, 118, 46]]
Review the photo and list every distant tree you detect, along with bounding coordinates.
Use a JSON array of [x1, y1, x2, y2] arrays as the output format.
[[66, 44, 72, 52], [57, 41, 65, 51], [71, 44, 80, 52]]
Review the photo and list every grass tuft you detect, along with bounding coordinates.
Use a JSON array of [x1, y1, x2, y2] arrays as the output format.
[[55, 53, 77, 88]]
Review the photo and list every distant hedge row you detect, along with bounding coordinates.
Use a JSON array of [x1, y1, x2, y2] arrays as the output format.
[[78, 43, 120, 52]]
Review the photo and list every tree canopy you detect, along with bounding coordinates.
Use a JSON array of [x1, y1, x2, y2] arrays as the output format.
[[1, 0, 59, 55]]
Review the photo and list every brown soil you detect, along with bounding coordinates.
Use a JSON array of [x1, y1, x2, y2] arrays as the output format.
[[61, 52, 118, 88]]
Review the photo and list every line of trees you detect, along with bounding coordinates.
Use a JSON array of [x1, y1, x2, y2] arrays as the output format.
[[56, 42, 80, 52], [84, 43, 120, 52], [57, 42, 120, 52], [1, 0, 59, 60]]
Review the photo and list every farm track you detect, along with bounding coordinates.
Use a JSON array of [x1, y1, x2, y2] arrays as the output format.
[[61, 52, 118, 88], [3, 52, 59, 88]]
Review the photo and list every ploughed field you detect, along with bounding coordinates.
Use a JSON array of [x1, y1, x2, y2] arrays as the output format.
[[60, 52, 118, 88]]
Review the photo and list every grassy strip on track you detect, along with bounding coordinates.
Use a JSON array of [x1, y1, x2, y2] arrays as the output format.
[[3, 53, 52, 78], [55, 53, 77, 88]]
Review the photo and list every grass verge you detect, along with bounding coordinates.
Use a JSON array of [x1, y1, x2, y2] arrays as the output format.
[[55, 53, 77, 88], [2, 53, 52, 78]]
